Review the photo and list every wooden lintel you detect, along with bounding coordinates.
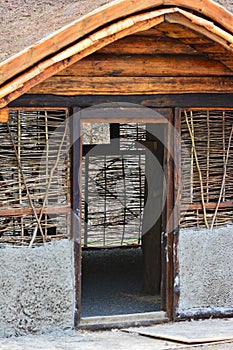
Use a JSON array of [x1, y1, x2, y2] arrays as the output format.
[[9, 94, 233, 109]]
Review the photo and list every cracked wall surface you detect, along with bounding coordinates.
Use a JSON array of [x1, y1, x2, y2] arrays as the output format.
[[178, 225, 233, 313], [0, 240, 74, 337]]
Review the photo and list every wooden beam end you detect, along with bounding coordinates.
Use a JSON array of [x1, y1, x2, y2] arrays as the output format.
[[0, 108, 9, 123]]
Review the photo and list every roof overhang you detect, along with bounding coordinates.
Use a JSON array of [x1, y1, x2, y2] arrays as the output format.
[[0, 0, 233, 112]]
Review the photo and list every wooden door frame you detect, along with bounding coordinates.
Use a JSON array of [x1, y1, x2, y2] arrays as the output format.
[[71, 106, 178, 326]]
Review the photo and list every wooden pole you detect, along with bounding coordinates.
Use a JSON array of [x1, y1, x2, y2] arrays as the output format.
[[173, 108, 181, 318], [71, 108, 82, 328]]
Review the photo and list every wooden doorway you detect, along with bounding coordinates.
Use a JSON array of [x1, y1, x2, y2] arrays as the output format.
[[71, 105, 177, 326]]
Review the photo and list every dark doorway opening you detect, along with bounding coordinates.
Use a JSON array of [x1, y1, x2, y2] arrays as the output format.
[[80, 119, 167, 318]]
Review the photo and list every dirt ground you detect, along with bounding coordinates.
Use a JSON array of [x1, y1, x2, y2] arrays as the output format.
[[0, 0, 110, 62], [0, 319, 233, 350], [0, 328, 232, 350]]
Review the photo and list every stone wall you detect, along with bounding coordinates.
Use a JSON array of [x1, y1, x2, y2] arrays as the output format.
[[178, 225, 233, 315], [0, 240, 74, 337]]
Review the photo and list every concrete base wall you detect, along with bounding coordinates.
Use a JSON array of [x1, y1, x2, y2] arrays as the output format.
[[178, 225, 233, 314], [0, 240, 74, 337]]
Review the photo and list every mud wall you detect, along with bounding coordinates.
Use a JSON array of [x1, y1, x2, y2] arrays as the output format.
[[0, 240, 74, 337], [178, 225, 233, 315]]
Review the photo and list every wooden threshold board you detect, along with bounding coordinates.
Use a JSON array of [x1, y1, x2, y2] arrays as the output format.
[[79, 311, 167, 329]]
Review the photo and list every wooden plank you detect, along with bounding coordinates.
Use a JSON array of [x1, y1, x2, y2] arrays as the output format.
[[192, 43, 230, 54], [99, 36, 198, 55], [9, 93, 233, 109], [57, 54, 233, 77], [1, 0, 232, 85], [28, 76, 233, 95], [127, 318, 233, 344], [156, 22, 199, 38], [0, 206, 70, 217], [134, 28, 166, 37], [181, 37, 213, 44]]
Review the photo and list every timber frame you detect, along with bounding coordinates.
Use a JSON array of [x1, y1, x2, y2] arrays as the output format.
[[1, 0, 233, 326], [7, 93, 233, 324]]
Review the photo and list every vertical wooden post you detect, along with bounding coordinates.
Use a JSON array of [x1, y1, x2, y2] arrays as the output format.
[[173, 108, 181, 317], [84, 154, 89, 247], [71, 107, 82, 328], [142, 123, 164, 295], [165, 109, 174, 320]]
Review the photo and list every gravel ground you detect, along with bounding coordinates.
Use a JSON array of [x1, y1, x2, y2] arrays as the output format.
[[81, 247, 160, 317]]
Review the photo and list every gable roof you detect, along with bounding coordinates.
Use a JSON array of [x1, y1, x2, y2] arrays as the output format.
[[0, 0, 232, 63], [0, 0, 233, 110]]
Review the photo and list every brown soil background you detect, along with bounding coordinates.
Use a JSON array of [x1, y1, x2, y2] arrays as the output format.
[[0, 0, 111, 62]]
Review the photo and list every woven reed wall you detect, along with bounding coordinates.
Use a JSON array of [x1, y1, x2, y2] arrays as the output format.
[[82, 123, 146, 247], [0, 110, 70, 246], [180, 109, 233, 229], [2, 109, 231, 247]]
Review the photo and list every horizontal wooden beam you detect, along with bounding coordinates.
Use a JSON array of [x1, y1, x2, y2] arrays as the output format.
[[9, 94, 233, 108], [58, 54, 233, 77], [99, 35, 199, 55], [0, 206, 70, 217], [181, 201, 233, 211], [28, 76, 233, 95]]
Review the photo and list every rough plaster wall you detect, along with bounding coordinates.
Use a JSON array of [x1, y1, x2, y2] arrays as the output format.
[[0, 240, 74, 337], [178, 225, 233, 313]]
